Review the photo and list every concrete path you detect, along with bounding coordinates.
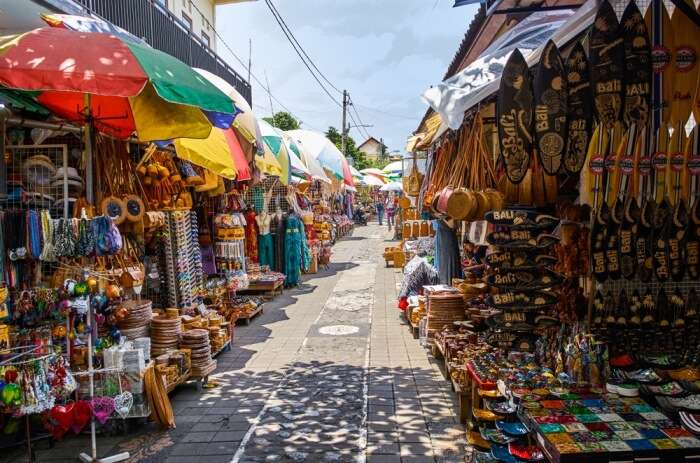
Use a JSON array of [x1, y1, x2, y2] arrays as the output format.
[[3, 223, 465, 463]]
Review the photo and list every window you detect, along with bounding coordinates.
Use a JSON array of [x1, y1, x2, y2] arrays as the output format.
[[201, 31, 210, 48], [182, 12, 192, 30]]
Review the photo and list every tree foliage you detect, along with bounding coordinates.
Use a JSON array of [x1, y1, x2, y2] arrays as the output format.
[[325, 126, 383, 171], [263, 111, 300, 131]]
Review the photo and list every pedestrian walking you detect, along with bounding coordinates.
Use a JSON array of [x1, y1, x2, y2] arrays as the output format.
[[374, 195, 384, 225], [385, 195, 396, 229]]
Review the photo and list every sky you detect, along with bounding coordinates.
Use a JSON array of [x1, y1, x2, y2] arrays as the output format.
[[215, 0, 479, 153]]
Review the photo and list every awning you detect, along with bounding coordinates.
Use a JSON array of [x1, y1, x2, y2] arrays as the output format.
[[422, 1, 595, 130]]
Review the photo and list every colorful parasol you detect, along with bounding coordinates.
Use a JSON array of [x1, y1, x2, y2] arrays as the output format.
[[382, 161, 403, 176], [282, 132, 330, 183], [194, 68, 264, 161], [361, 175, 385, 187], [41, 13, 146, 44], [286, 129, 353, 185], [0, 27, 235, 141], [258, 118, 291, 185], [379, 181, 403, 192], [173, 128, 250, 180]]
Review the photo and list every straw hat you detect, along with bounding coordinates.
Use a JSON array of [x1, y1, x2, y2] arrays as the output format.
[[23, 155, 56, 187], [26, 191, 55, 208]]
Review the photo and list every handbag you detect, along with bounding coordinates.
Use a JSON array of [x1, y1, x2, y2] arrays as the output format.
[[407, 156, 424, 197]]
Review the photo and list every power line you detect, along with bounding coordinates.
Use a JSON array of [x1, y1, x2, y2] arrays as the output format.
[[187, 0, 308, 125], [348, 95, 372, 140], [264, 0, 342, 107], [352, 103, 417, 120], [264, 0, 342, 95]]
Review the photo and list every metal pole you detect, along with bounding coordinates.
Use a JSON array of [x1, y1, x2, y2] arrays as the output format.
[[248, 38, 252, 84], [265, 70, 275, 121], [84, 94, 94, 205], [341, 90, 348, 156]]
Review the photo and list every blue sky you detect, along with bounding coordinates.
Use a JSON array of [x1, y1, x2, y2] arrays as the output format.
[[215, 0, 479, 152]]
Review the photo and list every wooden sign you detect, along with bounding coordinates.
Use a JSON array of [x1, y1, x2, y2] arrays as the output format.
[[498, 49, 534, 184], [485, 268, 564, 290], [564, 42, 593, 174], [485, 251, 558, 270], [534, 40, 568, 175], [484, 209, 559, 229]]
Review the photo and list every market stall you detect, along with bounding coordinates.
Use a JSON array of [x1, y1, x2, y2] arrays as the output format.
[[0, 23, 356, 461], [400, 0, 700, 461]]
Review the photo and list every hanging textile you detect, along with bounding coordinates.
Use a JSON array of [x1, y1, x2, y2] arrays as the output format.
[[272, 213, 286, 273], [244, 209, 259, 263], [284, 214, 309, 287], [433, 219, 462, 285]]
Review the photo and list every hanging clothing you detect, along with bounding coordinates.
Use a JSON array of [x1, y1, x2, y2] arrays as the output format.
[[272, 213, 286, 273], [433, 219, 462, 285], [258, 234, 274, 269], [284, 214, 310, 287], [244, 210, 258, 263]]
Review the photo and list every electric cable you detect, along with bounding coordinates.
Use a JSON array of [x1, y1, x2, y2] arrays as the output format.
[[264, 0, 342, 107]]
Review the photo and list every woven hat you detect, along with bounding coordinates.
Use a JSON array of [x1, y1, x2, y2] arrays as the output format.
[[23, 155, 56, 187], [26, 191, 55, 208]]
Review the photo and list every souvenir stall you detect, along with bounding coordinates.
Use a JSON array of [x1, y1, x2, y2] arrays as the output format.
[[0, 23, 309, 461], [401, 0, 700, 461]]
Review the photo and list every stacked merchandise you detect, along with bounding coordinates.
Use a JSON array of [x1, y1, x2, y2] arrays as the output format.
[[180, 329, 216, 378], [117, 299, 153, 340], [162, 210, 204, 312], [425, 286, 466, 340], [150, 312, 182, 357], [214, 212, 247, 272], [481, 210, 563, 353]]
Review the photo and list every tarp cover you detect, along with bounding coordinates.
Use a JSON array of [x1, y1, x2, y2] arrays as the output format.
[[422, 0, 598, 130]]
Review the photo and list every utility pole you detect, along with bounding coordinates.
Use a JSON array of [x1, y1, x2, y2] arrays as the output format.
[[247, 38, 252, 84], [341, 89, 348, 156], [265, 70, 275, 122]]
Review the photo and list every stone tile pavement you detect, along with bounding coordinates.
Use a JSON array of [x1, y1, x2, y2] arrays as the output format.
[[1, 223, 465, 463]]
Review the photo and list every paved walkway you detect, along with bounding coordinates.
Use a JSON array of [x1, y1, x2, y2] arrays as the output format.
[[5, 223, 465, 463]]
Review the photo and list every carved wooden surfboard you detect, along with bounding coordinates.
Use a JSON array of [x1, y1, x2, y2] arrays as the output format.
[[564, 42, 592, 174], [498, 49, 534, 184], [670, 0, 699, 127], [590, 0, 625, 130], [621, 0, 652, 129], [534, 40, 568, 176]]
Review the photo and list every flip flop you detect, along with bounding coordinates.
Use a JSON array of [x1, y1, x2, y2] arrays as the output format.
[[496, 420, 529, 436]]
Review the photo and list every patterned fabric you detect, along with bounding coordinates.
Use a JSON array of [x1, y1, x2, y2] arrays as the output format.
[[284, 215, 306, 287], [399, 256, 438, 298], [258, 233, 274, 269], [244, 210, 258, 263]]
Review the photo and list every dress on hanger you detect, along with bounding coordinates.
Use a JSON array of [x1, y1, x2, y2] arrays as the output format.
[[284, 214, 310, 287], [256, 212, 274, 268], [244, 209, 259, 263], [273, 212, 286, 273]]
